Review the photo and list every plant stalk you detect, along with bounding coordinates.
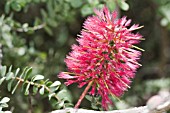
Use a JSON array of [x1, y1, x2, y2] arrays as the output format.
[[74, 81, 93, 109]]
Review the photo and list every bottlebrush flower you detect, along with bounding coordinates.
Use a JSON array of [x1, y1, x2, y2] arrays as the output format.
[[58, 7, 144, 110]]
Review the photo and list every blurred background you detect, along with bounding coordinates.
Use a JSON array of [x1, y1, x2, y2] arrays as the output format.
[[0, 0, 170, 113]]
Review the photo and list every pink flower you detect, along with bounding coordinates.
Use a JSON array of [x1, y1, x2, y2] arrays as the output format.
[[58, 7, 143, 110]]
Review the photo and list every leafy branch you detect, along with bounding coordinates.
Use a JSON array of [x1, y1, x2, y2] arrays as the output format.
[[0, 65, 72, 109]]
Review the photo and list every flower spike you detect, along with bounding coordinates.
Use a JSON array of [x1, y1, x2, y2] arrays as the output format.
[[58, 6, 143, 110]]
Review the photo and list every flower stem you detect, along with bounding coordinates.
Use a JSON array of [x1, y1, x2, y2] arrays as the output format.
[[74, 81, 93, 109]]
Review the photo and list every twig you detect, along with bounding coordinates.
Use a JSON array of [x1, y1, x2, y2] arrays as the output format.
[[28, 94, 33, 113], [74, 81, 93, 109], [12, 76, 63, 107], [15, 23, 45, 32]]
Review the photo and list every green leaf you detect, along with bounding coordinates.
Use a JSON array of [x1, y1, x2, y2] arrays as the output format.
[[39, 86, 45, 95], [15, 68, 20, 77], [7, 68, 20, 92], [117, 0, 129, 11], [106, 0, 116, 11], [14, 67, 28, 93], [11, 1, 22, 12], [46, 18, 58, 27], [44, 26, 53, 36], [34, 18, 42, 26], [27, 28, 34, 34], [87, 0, 99, 5], [91, 103, 98, 110], [44, 79, 51, 86], [41, 9, 47, 18], [70, 0, 83, 8], [23, 67, 32, 81], [0, 97, 10, 104], [47, 0, 55, 18], [161, 18, 169, 26], [32, 75, 44, 82], [81, 5, 93, 17], [6, 72, 14, 91], [49, 81, 61, 92], [57, 89, 72, 102], [0, 66, 7, 77], [85, 95, 92, 101], [6, 72, 14, 81], [33, 86, 39, 95], [8, 65, 13, 73], [0, 77, 6, 85], [20, 67, 29, 79], [50, 81, 61, 87], [0, 103, 8, 108], [12, 67, 26, 94], [50, 87, 59, 92], [11, 80, 21, 94], [5, 1, 11, 14], [7, 80, 13, 92], [24, 83, 31, 95], [21, 67, 32, 93], [58, 100, 65, 108], [48, 93, 55, 100], [22, 23, 28, 28]]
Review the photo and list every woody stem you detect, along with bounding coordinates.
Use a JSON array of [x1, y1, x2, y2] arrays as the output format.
[[74, 81, 93, 109]]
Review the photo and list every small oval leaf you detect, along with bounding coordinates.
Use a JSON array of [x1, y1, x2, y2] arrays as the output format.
[[0, 97, 10, 104], [1, 103, 8, 108], [39, 86, 45, 95], [15, 68, 20, 77], [8, 65, 13, 73], [5, 1, 11, 14], [0, 66, 7, 77], [32, 75, 44, 82], [24, 67, 32, 81], [70, 0, 82, 8], [50, 81, 61, 87], [48, 93, 55, 100], [6, 72, 14, 80], [57, 89, 72, 102], [11, 81, 21, 94], [7, 80, 13, 92], [11, 1, 22, 12], [24, 83, 31, 95], [117, 0, 129, 11], [0, 77, 6, 85]]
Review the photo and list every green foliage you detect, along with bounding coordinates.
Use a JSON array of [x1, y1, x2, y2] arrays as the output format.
[[159, 4, 170, 28], [0, 15, 13, 48], [0, 97, 11, 113], [117, 0, 129, 11], [153, 0, 170, 28], [85, 95, 103, 111], [0, 65, 72, 110]]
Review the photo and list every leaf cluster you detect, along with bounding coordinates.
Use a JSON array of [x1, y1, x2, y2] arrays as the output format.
[[153, 0, 170, 28], [0, 97, 11, 113], [0, 65, 72, 111]]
